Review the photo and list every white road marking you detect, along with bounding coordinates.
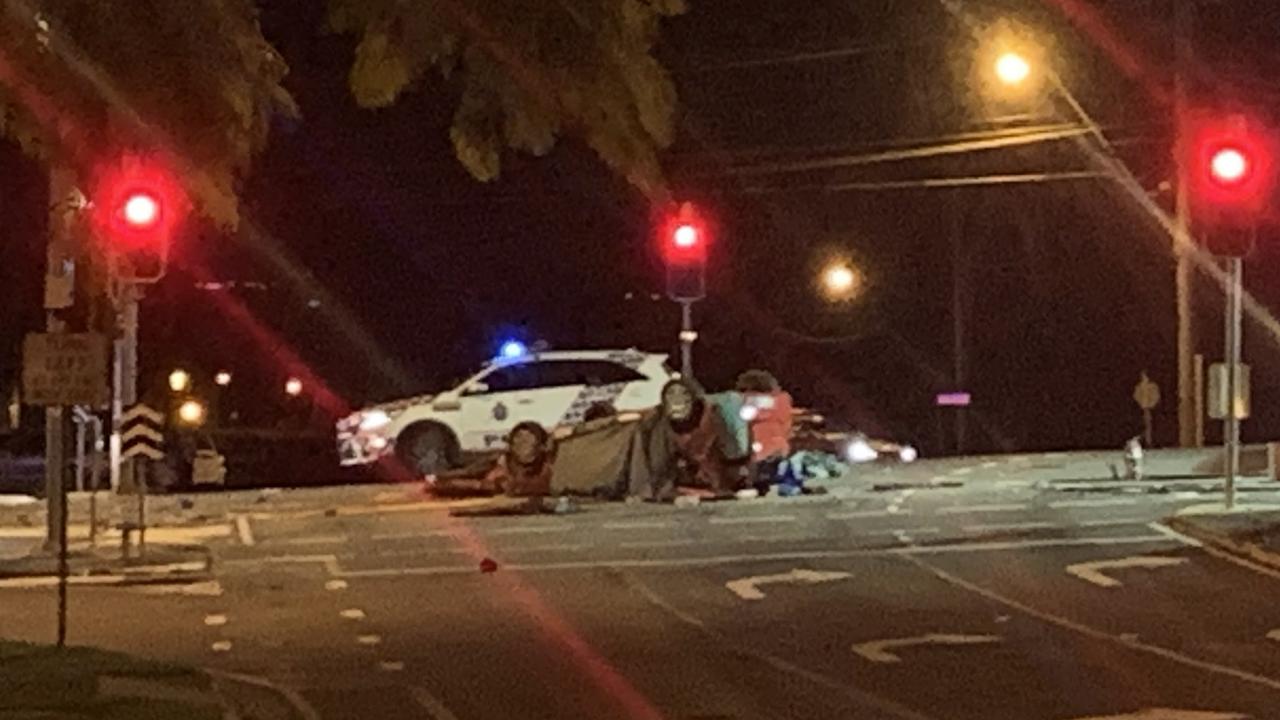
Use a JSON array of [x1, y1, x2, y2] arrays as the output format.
[[487, 524, 572, 536], [332, 535, 1177, 578], [724, 568, 851, 600], [210, 640, 233, 653], [851, 633, 1001, 664], [709, 515, 796, 526], [1267, 629, 1280, 643], [937, 503, 1028, 514], [962, 521, 1054, 533], [1063, 710, 1246, 720], [603, 521, 676, 530], [137, 580, 223, 597], [221, 554, 342, 576], [507, 543, 585, 553], [339, 608, 366, 620], [206, 669, 321, 720], [279, 535, 348, 546], [379, 660, 405, 672], [1065, 556, 1190, 588], [1147, 522, 1204, 547], [981, 461, 999, 469], [204, 614, 228, 627], [620, 539, 698, 549], [234, 515, 256, 547], [1049, 498, 1139, 509], [951, 467, 973, 476], [886, 505, 902, 514], [1079, 518, 1150, 527], [356, 634, 382, 646], [827, 509, 914, 520], [902, 553, 1280, 694], [324, 579, 348, 591], [409, 686, 462, 720], [370, 529, 462, 541]]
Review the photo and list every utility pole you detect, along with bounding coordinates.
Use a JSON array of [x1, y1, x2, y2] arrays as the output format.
[[951, 194, 968, 455], [1174, 0, 1198, 448]]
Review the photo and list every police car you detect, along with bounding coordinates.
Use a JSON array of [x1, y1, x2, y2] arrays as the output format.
[[337, 345, 673, 476]]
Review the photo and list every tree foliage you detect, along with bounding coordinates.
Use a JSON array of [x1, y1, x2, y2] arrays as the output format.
[[0, 0, 295, 227], [329, 0, 686, 200]]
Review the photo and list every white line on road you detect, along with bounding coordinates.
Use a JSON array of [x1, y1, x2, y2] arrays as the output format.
[[356, 634, 382, 646], [620, 539, 698, 549], [852, 634, 1001, 664], [206, 669, 321, 720], [1049, 498, 1139, 509], [210, 640, 233, 653], [370, 529, 462, 541], [1079, 518, 1150, 527], [1268, 629, 1280, 643], [278, 535, 349, 547], [136, 580, 223, 597], [336, 535, 1175, 578], [725, 569, 851, 600], [709, 515, 797, 526], [487, 524, 573, 536], [234, 515, 256, 547], [324, 579, 348, 591], [1065, 556, 1189, 588], [962, 521, 1055, 534], [937, 503, 1028, 514], [1147, 522, 1204, 548], [409, 686, 461, 720], [339, 608, 366, 620], [379, 660, 405, 672], [827, 509, 914, 520], [1063, 710, 1244, 720], [603, 521, 677, 531], [204, 614, 228, 627]]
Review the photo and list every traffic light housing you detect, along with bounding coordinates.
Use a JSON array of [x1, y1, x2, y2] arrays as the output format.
[[661, 202, 708, 301], [1185, 114, 1275, 256], [90, 155, 189, 282]]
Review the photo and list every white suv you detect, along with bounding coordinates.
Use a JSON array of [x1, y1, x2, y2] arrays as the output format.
[[337, 348, 673, 476]]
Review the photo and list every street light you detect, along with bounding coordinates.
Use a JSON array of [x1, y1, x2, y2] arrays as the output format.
[[176, 399, 206, 427], [819, 260, 863, 303], [168, 369, 192, 393], [214, 371, 232, 386], [284, 377, 303, 397], [994, 52, 1031, 87]]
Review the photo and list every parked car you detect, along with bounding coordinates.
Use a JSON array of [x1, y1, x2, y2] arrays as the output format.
[[338, 348, 674, 476], [0, 430, 45, 498]]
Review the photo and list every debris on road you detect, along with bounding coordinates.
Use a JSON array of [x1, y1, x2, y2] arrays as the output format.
[[479, 557, 498, 573]]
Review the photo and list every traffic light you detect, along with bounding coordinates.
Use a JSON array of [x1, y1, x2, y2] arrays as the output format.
[[1186, 114, 1275, 256], [661, 202, 708, 301], [90, 155, 189, 282]]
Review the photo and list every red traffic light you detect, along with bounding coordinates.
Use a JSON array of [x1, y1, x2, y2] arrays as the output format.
[[662, 203, 708, 263], [1209, 146, 1251, 187], [673, 223, 700, 249], [121, 191, 162, 229]]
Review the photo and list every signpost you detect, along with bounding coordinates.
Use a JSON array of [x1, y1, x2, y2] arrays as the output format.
[[21, 331, 109, 649], [1132, 372, 1161, 447], [120, 403, 165, 555]]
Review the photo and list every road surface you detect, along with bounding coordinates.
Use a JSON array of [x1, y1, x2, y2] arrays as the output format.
[[3, 455, 1280, 719]]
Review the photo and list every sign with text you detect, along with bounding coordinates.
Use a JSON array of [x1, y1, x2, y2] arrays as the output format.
[[21, 333, 109, 407]]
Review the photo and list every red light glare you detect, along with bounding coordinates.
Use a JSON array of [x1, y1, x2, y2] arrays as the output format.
[[1209, 147, 1251, 186], [122, 192, 161, 228], [673, 224, 699, 248]]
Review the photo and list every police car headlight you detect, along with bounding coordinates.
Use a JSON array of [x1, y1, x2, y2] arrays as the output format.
[[359, 410, 391, 431]]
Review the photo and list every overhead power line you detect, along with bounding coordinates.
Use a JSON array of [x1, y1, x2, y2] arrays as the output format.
[[740, 170, 1111, 194]]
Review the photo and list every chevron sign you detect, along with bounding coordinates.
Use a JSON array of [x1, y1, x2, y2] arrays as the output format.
[[121, 404, 165, 461]]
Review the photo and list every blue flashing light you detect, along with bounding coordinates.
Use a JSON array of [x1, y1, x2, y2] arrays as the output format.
[[498, 340, 528, 360]]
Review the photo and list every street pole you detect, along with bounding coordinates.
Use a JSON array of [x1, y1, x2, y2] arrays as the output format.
[[1174, 0, 1197, 448], [1223, 256, 1243, 510], [951, 195, 967, 455], [112, 282, 146, 553], [679, 301, 695, 379]]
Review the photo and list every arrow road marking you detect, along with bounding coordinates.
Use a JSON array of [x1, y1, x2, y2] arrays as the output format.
[[1066, 556, 1189, 588], [852, 633, 1001, 664], [1064, 709, 1246, 720], [725, 568, 851, 600]]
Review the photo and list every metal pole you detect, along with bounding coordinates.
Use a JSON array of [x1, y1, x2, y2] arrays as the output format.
[[951, 194, 967, 455], [43, 166, 76, 554], [1224, 256, 1243, 509], [1174, 0, 1197, 448], [1193, 353, 1206, 447], [679, 301, 694, 379]]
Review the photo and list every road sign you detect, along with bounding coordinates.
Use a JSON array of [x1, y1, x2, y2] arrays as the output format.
[[1132, 372, 1161, 411], [121, 404, 165, 461], [21, 333, 109, 407], [1208, 362, 1250, 420]]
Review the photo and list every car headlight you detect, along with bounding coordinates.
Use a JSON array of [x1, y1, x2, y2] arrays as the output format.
[[846, 438, 879, 463], [359, 410, 391, 431], [898, 445, 918, 463]]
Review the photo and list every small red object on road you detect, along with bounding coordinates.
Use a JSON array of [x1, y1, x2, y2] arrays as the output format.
[[479, 557, 498, 573]]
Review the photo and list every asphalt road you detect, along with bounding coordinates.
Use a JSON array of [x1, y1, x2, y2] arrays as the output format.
[[3, 456, 1280, 720]]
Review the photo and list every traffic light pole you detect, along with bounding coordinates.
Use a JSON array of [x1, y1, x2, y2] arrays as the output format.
[[110, 281, 146, 552], [1223, 256, 1244, 510], [679, 301, 695, 379]]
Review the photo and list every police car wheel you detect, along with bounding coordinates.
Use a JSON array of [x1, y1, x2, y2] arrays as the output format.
[[396, 424, 458, 476]]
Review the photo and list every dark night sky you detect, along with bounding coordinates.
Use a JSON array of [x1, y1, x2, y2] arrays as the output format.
[[4, 0, 1280, 453]]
